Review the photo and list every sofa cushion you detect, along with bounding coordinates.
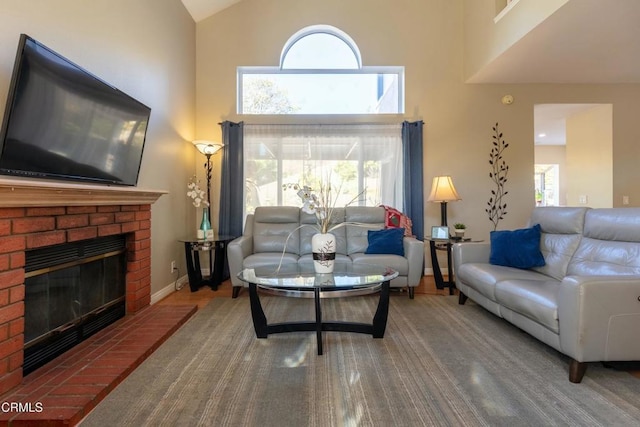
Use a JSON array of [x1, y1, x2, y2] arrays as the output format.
[[243, 253, 300, 269], [532, 233, 582, 281], [490, 224, 545, 269], [495, 279, 560, 333], [365, 228, 405, 256], [253, 207, 301, 254], [345, 206, 385, 254], [457, 263, 550, 302], [351, 253, 409, 276], [528, 207, 587, 281], [567, 208, 640, 276], [582, 207, 640, 242], [567, 238, 640, 276], [528, 206, 588, 234]]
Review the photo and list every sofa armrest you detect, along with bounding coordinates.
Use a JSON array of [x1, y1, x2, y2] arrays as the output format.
[[557, 275, 640, 362], [403, 237, 424, 287], [452, 242, 491, 275], [227, 235, 253, 287]]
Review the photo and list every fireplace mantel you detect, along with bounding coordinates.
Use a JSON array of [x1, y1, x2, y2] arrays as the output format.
[[0, 177, 166, 207]]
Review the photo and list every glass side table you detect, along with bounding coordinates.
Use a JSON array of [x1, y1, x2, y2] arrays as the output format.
[[179, 235, 235, 292]]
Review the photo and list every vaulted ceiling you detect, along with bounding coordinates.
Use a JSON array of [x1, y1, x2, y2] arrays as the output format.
[[181, 0, 640, 145], [181, 0, 640, 84], [468, 0, 640, 84], [180, 0, 241, 22]]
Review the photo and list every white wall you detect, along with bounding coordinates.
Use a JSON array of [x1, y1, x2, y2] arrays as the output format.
[[0, 0, 197, 296]]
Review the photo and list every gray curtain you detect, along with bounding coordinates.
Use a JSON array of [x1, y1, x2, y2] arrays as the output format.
[[218, 121, 244, 237], [402, 120, 424, 241]]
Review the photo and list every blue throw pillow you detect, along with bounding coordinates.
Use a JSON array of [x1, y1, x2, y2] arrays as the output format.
[[365, 228, 405, 256], [489, 224, 545, 269]]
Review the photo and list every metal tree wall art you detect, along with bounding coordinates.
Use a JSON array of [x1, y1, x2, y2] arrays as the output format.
[[485, 122, 509, 231]]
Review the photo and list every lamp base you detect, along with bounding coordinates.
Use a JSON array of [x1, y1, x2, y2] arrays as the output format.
[[440, 202, 448, 227]]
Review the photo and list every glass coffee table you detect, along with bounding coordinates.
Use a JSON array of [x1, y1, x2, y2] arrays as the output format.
[[237, 263, 399, 355]]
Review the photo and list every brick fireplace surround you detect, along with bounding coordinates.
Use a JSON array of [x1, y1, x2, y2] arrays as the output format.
[[0, 178, 196, 425]]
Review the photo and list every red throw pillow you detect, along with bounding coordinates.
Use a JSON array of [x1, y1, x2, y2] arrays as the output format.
[[381, 205, 414, 237]]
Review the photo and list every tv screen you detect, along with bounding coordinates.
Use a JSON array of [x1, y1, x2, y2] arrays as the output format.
[[0, 34, 151, 186]]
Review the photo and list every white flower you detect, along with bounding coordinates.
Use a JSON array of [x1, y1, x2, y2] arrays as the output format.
[[187, 176, 209, 208], [284, 178, 363, 233]]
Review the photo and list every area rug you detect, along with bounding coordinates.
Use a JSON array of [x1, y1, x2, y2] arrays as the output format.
[[80, 295, 640, 426]]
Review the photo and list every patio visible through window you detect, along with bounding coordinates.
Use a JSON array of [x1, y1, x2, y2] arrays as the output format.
[[243, 124, 403, 217]]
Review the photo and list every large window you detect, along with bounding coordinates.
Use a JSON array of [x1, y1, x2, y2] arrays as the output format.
[[238, 25, 404, 114], [244, 124, 402, 216]]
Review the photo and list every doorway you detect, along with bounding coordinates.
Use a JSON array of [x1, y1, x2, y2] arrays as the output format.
[[534, 104, 613, 208]]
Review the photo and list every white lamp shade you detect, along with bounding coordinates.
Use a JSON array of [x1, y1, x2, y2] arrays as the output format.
[[427, 176, 461, 202], [192, 140, 223, 156]]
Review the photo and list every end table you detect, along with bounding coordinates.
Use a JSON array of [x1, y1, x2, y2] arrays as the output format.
[[426, 237, 481, 295], [179, 235, 235, 292]]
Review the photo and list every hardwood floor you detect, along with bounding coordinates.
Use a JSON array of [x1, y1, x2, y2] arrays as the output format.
[[158, 276, 640, 380], [157, 274, 450, 307]]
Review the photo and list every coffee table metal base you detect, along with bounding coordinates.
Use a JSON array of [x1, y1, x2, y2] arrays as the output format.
[[248, 281, 390, 355]]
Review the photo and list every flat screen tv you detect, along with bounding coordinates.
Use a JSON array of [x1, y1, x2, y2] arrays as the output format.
[[0, 34, 151, 186]]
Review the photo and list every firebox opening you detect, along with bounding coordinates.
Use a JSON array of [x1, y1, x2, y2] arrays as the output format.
[[23, 235, 127, 375]]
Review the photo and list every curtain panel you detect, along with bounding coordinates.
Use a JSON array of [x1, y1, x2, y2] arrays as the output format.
[[218, 121, 244, 238], [402, 120, 424, 241], [243, 123, 403, 217]]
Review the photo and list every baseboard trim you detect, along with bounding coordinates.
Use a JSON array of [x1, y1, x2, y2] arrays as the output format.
[[424, 267, 433, 276], [151, 274, 189, 305]]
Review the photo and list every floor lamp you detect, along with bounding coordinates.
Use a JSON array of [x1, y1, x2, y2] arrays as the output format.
[[427, 176, 461, 227], [192, 140, 224, 236]]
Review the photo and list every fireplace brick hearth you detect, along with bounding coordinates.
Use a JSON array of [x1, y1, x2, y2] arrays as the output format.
[[0, 203, 153, 395]]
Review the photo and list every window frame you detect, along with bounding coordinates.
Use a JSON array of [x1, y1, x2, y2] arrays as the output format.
[[237, 24, 405, 115], [237, 66, 405, 115]]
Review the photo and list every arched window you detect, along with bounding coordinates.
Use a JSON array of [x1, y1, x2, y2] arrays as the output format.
[[280, 25, 361, 69], [238, 25, 404, 114]]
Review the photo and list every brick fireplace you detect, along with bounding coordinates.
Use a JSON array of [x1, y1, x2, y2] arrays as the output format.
[[0, 178, 164, 395]]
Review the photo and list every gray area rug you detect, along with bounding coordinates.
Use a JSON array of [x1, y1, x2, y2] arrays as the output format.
[[80, 295, 640, 426]]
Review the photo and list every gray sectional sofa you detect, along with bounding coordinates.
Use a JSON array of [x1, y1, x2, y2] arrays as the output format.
[[227, 206, 424, 298], [453, 207, 640, 382]]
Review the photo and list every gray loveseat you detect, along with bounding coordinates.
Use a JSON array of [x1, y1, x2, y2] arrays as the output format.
[[453, 207, 640, 382], [227, 206, 424, 298]]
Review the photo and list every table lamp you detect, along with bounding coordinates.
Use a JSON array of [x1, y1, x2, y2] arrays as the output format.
[[427, 176, 461, 226]]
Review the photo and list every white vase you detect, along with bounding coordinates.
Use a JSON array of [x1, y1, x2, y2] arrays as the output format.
[[311, 232, 336, 273]]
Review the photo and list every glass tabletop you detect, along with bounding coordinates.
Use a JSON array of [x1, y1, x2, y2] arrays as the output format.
[[237, 263, 398, 290], [178, 235, 236, 243]]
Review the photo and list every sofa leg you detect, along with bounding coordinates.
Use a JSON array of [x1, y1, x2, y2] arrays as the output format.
[[232, 286, 241, 299], [569, 359, 587, 383], [458, 292, 468, 305], [408, 287, 414, 299]]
